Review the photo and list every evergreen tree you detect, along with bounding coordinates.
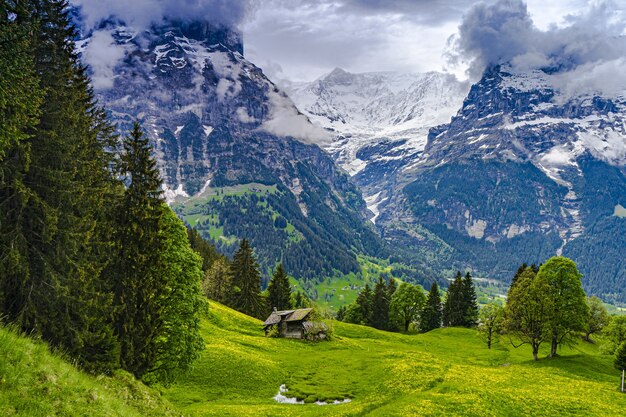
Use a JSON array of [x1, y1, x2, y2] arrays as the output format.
[[371, 276, 390, 330], [0, 0, 120, 373], [230, 239, 264, 318], [387, 277, 398, 300], [187, 227, 220, 271], [356, 284, 374, 326], [336, 305, 347, 322], [291, 291, 312, 309], [267, 263, 292, 311], [420, 282, 442, 332], [443, 272, 463, 327], [462, 272, 479, 327], [113, 121, 167, 379]]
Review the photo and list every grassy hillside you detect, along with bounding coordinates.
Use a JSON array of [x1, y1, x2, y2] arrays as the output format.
[[164, 302, 625, 416], [0, 326, 179, 416], [2, 303, 624, 416]]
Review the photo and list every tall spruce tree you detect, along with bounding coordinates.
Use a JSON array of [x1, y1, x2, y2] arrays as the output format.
[[0, 0, 120, 373], [371, 276, 390, 330], [462, 272, 479, 327], [443, 272, 464, 327], [113, 121, 166, 378], [230, 239, 264, 318], [267, 263, 292, 311], [420, 281, 442, 332]]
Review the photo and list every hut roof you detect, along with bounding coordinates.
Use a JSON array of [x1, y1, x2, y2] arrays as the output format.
[[262, 308, 312, 327]]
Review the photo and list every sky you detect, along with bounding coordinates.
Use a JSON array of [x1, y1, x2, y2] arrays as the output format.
[[241, 0, 597, 82], [73, 0, 626, 88]]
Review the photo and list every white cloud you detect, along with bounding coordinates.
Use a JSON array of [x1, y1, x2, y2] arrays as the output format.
[[82, 30, 126, 90], [261, 90, 331, 144]]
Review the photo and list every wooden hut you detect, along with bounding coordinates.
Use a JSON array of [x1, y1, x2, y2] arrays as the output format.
[[262, 308, 328, 340]]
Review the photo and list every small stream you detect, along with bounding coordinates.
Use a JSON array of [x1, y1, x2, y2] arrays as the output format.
[[273, 384, 352, 406]]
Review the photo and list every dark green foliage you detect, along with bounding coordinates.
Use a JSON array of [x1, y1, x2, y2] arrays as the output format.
[[113, 122, 166, 379], [403, 160, 565, 284], [336, 305, 347, 322], [443, 272, 464, 327], [387, 277, 398, 300], [267, 263, 292, 311], [420, 282, 442, 333], [462, 272, 478, 327], [273, 215, 287, 229], [291, 291, 312, 309], [187, 227, 221, 271], [371, 276, 390, 330], [0, 0, 120, 374], [230, 239, 264, 318], [0, 1, 41, 157]]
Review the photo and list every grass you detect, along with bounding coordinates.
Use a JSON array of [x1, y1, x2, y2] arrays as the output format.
[[2, 302, 624, 416], [0, 325, 179, 417], [162, 302, 626, 416]]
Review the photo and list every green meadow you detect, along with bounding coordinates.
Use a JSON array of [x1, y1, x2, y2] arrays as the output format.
[[2, 301, 624, 416], [163, 302, 625, 416]]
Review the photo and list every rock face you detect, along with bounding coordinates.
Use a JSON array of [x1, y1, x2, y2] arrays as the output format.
[[294, 64, 626, 302], [288, 69, 468, 223], [80, 19, 385, 281]]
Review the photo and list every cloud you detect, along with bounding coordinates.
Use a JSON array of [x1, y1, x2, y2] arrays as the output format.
[[261, 90, 332, 144], [447, 0, 626, 82], [71, 0, 253, 31], [82, 30, 127, 90]]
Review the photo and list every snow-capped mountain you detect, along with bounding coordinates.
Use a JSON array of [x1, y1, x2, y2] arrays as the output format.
[[78, 19, 385, 280], [287, 68, 468, 222], [388, 64, 626, 301]]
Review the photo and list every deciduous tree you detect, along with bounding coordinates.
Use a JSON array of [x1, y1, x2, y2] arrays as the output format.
[[390, 283, 426, 332]]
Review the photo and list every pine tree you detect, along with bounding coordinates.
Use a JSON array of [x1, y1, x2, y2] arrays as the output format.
[[113, 121, 166, 378], [443, 272, 463, 327], [462, 272, 478, 327], [267, 263, 292, 311], [356, 284, 374, 326], [0, 0, 120, 373], [187, 227, 220, 271], [230, 239, 264, 318], [387, 277, 398, 300], [420, 281, 442, 332], [371, 276, 390, 330]]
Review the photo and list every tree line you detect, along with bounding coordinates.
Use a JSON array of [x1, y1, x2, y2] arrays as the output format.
[[0, 1, 204, 384], [199, 236, 310, 319], [337, 271, 478, 333]]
